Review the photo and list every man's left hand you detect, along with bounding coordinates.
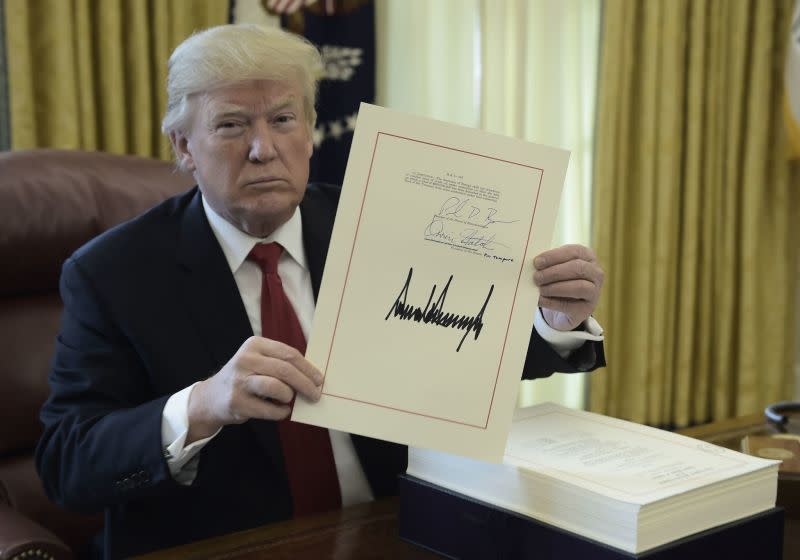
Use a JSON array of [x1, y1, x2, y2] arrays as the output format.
[[533, 244, 604, 332]]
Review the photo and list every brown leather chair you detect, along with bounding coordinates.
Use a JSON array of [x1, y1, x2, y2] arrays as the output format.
[[0, 150, 194, 560]]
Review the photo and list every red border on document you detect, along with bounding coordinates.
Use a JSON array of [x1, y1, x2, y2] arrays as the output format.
[[320, 131, 545, 429]]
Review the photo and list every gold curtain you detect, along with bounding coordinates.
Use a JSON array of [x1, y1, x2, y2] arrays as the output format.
[[591, 0, 800, 427], [4, 0, 229, 160]]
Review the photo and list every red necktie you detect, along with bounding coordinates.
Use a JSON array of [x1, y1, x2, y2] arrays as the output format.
[[247, 242, 342, 517]]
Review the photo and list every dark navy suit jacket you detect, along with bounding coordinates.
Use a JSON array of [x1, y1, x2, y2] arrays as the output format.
[[35, 184, 604, 559]]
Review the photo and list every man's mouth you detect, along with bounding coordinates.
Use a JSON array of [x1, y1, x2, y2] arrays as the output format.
[[244, 177, 285, 187]]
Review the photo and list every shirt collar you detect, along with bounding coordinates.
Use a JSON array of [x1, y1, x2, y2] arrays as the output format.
[[201, 194, 307, 273]]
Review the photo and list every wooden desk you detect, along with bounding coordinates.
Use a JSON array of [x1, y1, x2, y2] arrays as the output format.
[[135, 498, 436, 560], [138, 413, 799, 559], [678, 412, 800, 560], [676, 412, 800, 445]]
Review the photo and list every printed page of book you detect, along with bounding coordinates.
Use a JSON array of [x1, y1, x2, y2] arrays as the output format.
[[508, 403, 779, 503], [292, 104, 569, 461]]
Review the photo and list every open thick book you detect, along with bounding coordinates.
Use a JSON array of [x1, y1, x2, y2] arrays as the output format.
[[406, 402, 779, 554]]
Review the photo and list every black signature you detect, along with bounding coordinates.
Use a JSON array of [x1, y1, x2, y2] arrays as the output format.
[[438, 196, 518, 228], [482, 207, 517, 227], [424, 217, 455, 243], [385, 267, 494, 352], [460, 229, 509, 250], [424, 218, 509, 251], [439, 197, 479, 220]]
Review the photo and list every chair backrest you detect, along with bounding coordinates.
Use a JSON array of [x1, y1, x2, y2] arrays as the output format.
[[0, 149, 195, 551]]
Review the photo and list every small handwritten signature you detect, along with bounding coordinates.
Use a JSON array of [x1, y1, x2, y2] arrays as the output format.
[[425, 218, 505, 250], [424, 195, 516, 252], [385, 267, 494, 352], [438, 196, 517, 228]]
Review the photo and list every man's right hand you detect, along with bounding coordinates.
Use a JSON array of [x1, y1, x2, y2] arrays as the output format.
[[186, 336, 323, 443]]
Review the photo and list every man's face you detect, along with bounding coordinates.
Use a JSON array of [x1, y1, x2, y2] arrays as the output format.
[[173, 79, 313, 237]]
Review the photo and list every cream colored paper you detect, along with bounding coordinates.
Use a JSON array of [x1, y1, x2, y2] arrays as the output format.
[[292, 103, 569, 462], [507, 403, 780, 502]]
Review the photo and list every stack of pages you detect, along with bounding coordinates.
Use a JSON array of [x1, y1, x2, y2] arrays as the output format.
[[407, 402, 780, 554]]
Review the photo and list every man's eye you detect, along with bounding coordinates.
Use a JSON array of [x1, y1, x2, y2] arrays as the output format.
[[218, 122, 241, 129], [274, 114, 295, 124]]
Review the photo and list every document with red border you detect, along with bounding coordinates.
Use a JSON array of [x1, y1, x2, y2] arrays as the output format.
[[292, 103, 569, 462]]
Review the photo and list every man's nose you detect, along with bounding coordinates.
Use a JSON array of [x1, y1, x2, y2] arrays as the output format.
[[248, 121, 278, 163]]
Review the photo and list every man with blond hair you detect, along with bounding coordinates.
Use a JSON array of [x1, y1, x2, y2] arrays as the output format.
[[35, 24, 605, 559]]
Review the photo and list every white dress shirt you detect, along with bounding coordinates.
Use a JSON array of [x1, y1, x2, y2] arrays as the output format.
[[161, 194, 604, 505]]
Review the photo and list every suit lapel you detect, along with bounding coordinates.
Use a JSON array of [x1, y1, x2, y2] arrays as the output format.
[[176, 190, 253, 371], [300, 185, 337, 300]]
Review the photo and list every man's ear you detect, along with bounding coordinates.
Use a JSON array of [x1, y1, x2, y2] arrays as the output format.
[[170, 131, 195, 172], [305, 137, 313, 159]]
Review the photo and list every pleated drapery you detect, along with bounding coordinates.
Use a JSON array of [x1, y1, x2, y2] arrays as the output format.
[[4, 0, 229, 159], [591, 0, 800, 427]]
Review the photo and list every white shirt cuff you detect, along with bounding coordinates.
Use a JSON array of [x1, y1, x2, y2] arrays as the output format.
[[161, 382, 221, 485], [533, 307, 605, 359]]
